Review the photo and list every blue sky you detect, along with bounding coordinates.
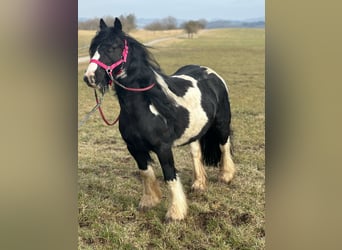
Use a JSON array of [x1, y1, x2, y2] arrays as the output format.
[[78, 0, 264, 21]]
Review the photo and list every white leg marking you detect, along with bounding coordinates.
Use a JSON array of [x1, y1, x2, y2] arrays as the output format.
[[139, 165, 162, 210], [219, 137, 236, 183], [154, 71, 208, 145], [190, 141, 207, 191], [166, 176, 188, 221]]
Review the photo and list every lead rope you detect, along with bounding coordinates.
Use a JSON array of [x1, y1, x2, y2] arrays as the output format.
[[78, 94, 102, 129], [94, 89, 120, 126], [78, 89, 119, 129]]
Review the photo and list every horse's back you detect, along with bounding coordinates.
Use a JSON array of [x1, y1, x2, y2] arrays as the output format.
[[173, 65, 229, 95], [172, 65, 209, 80]]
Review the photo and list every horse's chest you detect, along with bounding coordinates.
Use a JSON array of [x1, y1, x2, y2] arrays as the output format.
[[119, 110, 169, 147]]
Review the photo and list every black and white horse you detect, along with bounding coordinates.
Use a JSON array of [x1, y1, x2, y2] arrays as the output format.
[[83, 18, 236, 221]]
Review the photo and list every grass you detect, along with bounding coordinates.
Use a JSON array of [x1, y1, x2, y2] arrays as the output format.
[[78, 28, 265, 249]]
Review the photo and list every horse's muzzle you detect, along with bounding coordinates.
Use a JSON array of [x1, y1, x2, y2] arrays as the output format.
[[83, 74, 97, 88]]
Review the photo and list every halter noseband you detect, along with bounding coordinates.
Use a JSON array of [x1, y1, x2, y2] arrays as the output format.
[[89, 39, 129, 84]]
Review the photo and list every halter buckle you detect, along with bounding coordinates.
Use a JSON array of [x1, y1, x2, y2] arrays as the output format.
[[106, 68, 114, 81]]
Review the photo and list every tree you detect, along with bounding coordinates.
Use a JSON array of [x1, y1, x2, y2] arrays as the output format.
[[163, 16, 178, 30], [182, 20, 206, 38], [119, 14, 137, 33], [144, 16, 178, 31]]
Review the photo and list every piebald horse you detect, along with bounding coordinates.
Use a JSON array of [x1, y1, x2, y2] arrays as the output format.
[[83, 18, 235, 221]]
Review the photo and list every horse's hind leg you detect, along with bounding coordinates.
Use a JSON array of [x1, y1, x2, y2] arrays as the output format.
[[219, 136, 236, 183], [190, 140, 207, 191], [127, 146, 162, 210]]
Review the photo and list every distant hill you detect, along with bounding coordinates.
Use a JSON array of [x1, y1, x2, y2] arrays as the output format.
[[206, 20, 265, 29], [206, 17, 265, 29]]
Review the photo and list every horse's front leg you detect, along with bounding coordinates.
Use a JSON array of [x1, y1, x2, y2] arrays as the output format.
[[127, 146, 162, 210], [156, 145, 188, 221]]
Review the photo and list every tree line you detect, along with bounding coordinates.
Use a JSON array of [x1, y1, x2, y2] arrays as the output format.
[[78, 14, 207, 37], [78, 14, 137, 33]]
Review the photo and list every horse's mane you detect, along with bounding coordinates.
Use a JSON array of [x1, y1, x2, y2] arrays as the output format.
[[125, 35, 162, 73], [121, 32, 184, 124]]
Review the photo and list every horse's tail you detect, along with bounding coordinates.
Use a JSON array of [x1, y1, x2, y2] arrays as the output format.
[[199, 127, 222, 166]]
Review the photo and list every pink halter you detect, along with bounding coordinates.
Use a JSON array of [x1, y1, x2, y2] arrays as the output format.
[[89, 39, 129, 82], [88, 39, 155, 92]]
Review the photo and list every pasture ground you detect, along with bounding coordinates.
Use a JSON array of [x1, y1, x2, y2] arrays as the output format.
[[78, 28, 265, 249]]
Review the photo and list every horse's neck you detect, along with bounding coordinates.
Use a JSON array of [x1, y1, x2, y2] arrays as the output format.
[[115, 66, 171, 113], [115, 77, 152, 114]]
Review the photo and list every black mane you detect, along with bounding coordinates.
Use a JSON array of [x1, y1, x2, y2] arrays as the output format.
[[125, 35, 162, 75]]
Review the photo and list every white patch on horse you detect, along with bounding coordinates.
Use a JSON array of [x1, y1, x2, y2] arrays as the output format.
[[203, 66, 230, 94], [154, 71, 208, 146], [84, 51, 100, 78], [149, 104, 167, 124], [149, 104, 160, 116]]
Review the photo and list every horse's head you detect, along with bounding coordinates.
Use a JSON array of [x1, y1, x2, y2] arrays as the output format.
[[83, 18, 127, 93]]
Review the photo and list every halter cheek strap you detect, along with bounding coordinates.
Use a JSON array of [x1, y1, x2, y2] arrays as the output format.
[[90, 39, 129, 82]]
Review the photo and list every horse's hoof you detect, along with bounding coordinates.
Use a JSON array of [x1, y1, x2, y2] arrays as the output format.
[[137, 205, 150, 212], [164, 215, 184, 223], [165, 206, 187, 222], [218, 172, 234, 184], [138, 194, 161, 211], [191, 180, 207, 192]]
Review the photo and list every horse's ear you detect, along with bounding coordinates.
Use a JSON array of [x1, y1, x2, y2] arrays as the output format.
[[99, 18, 107, 30], [114, 18, 122, 31]]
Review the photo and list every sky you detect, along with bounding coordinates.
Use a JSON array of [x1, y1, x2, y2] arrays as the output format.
[[78, 0, 265, 21]]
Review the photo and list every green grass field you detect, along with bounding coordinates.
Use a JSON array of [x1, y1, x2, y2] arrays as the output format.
[[78, 28, 265, 249]]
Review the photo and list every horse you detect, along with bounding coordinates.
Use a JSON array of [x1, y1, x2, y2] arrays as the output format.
[[83, 18, 236, 221]]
